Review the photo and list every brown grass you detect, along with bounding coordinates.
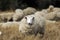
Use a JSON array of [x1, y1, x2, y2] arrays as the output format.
[[0, 11, 60, 40]]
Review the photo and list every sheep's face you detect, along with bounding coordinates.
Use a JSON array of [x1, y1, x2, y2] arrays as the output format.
[[49, 5, 54, 10], [25, 16, 34, 25]]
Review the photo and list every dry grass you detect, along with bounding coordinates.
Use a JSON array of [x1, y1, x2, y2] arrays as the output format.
[[0, 11, 60, 40]]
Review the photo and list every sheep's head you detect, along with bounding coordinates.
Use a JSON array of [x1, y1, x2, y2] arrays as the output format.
[[25, 15, 34, 25], [15, 9, 23, 13], [49, 5, 54, 11]]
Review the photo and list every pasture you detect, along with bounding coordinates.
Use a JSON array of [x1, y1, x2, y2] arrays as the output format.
[[0, 11, 60, 40]]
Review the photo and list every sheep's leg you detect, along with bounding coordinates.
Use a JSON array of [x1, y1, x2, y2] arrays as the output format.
[[39, 27, 45, 38], [13, 18, 17, 22], [34, 31, 38, 36], [7, 18, 11, 22], [7, 19, 9, 22], [4, 18, 7, 22], [33, 26, 39, 36]]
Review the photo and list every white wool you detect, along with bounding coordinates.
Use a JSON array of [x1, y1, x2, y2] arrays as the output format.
[[1, 22, 20, 28], [19, 17, 31, 33], [19, 14, 56, 35], [0, 13, 14, 22], [35, 10, 57, 20], [15, 9, 23, 14], [47, 6, 60, 13], [53, 8, 60, 12], [13, 7, 36, 21], [47, 5, 54, 13], [44, 12, 56, 20], [35, 11, 47, 17], [13, 9, 24, 21], [46, 20, 56, 24], [19, 14, 45, 35], [56, 12, 60, 18], [23, 7, 36, 15], [41, 9, 48, 13]]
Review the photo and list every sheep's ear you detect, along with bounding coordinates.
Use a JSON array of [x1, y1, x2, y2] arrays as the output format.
[[25, 16, 27, 19]]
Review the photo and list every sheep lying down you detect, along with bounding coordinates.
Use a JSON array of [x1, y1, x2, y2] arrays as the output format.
[[0, 22, 20, 28], [0, 13, 14, 22], [13, 9, 24, 21], [23, 7, 37, 15], [35, 11, 60, 21]]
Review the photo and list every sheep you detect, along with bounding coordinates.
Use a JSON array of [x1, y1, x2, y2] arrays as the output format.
[[1, 22, 20, 28], [13, 9, 24, 21], [41, 5, 54, 14], [13, 7, 36, 21], [47, 5, 54, 13], [19, 17, 32, 34], [0, 13, 14, 22], [35, 11, 47, 17], [47, 5, 60, 12], [41, 9, 48, 14], [44, 12, 57, 20], [53, 12, 60, 21], [19, 14, 46, 37], [23, 7, 37, 16], [19, 14, 56, 37], [56, 12, 60, 18], [44, 11, 60, 21], [53, 7, 60, 12], [35, 11, 57, 20]]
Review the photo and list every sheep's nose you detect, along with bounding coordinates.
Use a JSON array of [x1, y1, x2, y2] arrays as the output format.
[[28, 23, 32, 25]]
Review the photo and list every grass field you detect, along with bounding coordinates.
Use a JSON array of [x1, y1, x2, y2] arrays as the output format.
[[0, 11, 60, 40]]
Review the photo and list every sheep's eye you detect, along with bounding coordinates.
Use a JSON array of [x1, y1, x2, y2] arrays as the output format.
[[25, 17, 27, 19], [32, 17, 34, 20]]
